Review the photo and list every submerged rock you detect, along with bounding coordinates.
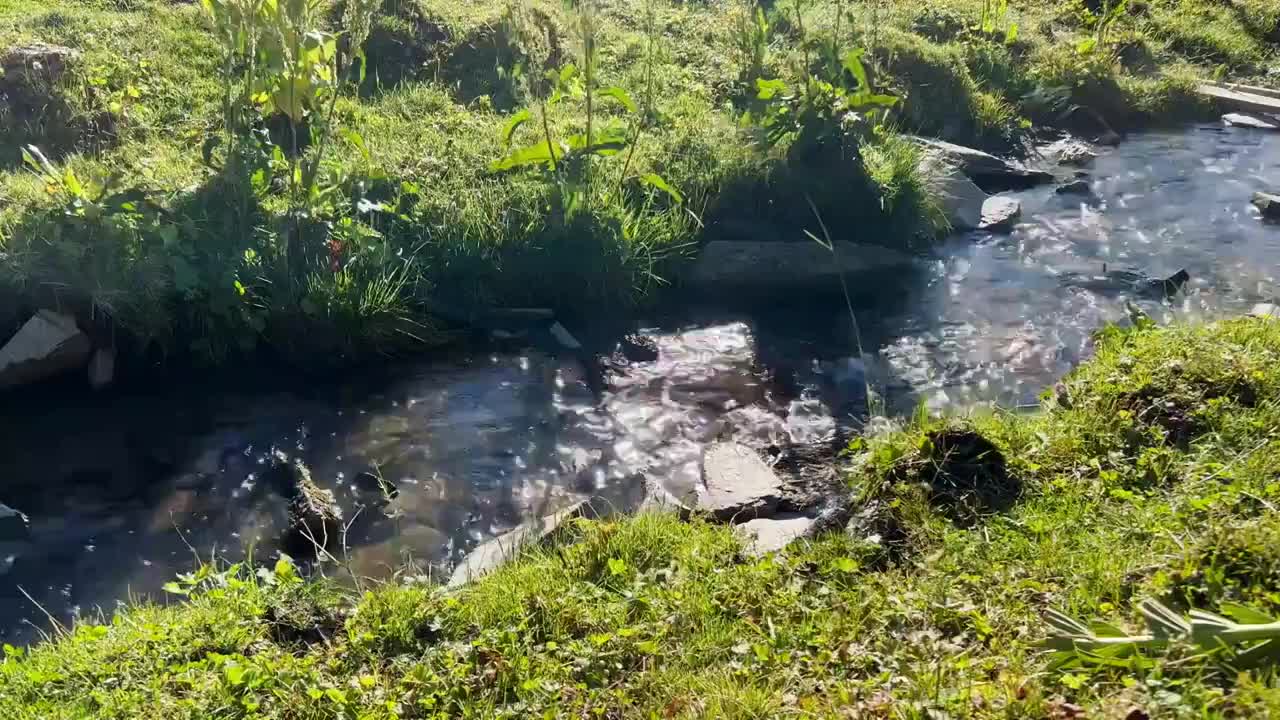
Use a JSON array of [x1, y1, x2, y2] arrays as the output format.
[[1056, 179, 1093, 196], [910, 136, 1053, 192], [979, 196, 1022, 233], [548, 321, 582, 351], [697, 442, 785, 522], [0, 504, 29, 542], [87, 347, 115, 390], [735, 512, 816, 556], [689, 240, 916, 293], [619, 334, 659, 363], [1060, 268, 1190, 300], [1056, 141, 1097, 167], [267, 451, 343, 555], [1253, 192, 1280, 220], [0, 310, 92, 390], [448, 500, 589, 587]]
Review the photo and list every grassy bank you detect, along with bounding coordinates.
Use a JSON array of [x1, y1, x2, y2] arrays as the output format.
[[5, 317, 1280, 717], [0, 0, 1277, 368]]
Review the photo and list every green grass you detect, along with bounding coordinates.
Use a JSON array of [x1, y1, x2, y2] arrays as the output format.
[[0, 0, 1276, 368], [6, 318, 1280, 717]]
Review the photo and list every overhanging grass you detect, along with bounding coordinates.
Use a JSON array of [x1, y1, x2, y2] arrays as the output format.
[[6, 319, 1280, 717], [0, 0, 1275, 369]]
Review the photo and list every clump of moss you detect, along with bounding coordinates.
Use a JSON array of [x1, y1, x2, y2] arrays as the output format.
[[871, 30, 1030, 155], [1159, 515, 1280, 616]]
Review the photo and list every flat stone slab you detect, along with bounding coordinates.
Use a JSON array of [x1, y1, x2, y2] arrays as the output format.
[[979, 196, 1021, 233], [1250, 303, 1279, 319], [735, 512, 816, 556], [911, 136, 1053, 191], [690, 241, 917, 291], [0, 310, 91, 390], [1223, 113, 1280, 131], [697, 442, 784, 522], [1198, 84, 1280, 117], [448, 500, 589, 587], [1204, 81, 1280, 102]]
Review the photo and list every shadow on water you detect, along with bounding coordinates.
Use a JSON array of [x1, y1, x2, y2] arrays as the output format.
[[2, 125, 1279, 643]]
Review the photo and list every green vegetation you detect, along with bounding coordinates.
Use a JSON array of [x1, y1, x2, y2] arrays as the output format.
[[0, 0, 1277, 368], [6, 317, 1280, 717]]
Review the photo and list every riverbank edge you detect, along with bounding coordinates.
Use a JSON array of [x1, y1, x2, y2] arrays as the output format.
[[3, 0, 1275, 379], [5, 316, 1280, 717]]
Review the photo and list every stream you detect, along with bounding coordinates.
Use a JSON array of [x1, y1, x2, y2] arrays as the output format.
[[2, 126, 1278, 644]]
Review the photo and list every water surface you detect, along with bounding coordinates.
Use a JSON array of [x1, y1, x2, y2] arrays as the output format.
[[2, 127, 1277, 643]]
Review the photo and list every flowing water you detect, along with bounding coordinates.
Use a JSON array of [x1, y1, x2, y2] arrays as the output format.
[[2, 127, 1278, 643]]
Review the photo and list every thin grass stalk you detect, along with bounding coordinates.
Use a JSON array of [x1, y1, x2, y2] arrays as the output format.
[[805, 195, 881, 421]]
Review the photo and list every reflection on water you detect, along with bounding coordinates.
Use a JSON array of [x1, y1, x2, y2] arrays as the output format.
[[1, 127, 1278, 642]]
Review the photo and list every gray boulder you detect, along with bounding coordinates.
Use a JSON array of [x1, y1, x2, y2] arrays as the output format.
[[689, 240, 917, 292], [0, 310, 92, 390], [637, 477, 693, 518], [448, 500, 589, 587], [0, 504, 29, 542], [927, 158, 987, 231], [735, 512, 817, 556], [979, 196, 1022, 233], [1223, 113, 1280, 131], [1, 43, 78, 84], [1253, 192, 1280, 220], [1249, 303, 1279, 319], [1056, 141, 1097, 167], [910, 136, 1053, 191], [697, 442, 785, 522]]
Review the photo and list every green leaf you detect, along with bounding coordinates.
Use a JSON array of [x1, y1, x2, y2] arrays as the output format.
[[274, 555, 298, 583], [1076, 37, 1098, 55], [325, 688, 348, 705], [22, 145, 58, 180], [640, 173, 683, 204], [1089, 621, 1127, 638], [1219, 603, 1276, 626], [162, 581, 190, 596], [565, 127, 629, 156], [490, 139, 558, 171], [500, 109, 533, 146], [841, 49, 870, 91], [607, 558, 627, 576], [597, 86, 637, 113], [340, 128, 370, 162], [756, 77, 789, 100]]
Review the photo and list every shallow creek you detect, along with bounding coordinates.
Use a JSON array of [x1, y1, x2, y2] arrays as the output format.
[[2, 127, 1278, 643]]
